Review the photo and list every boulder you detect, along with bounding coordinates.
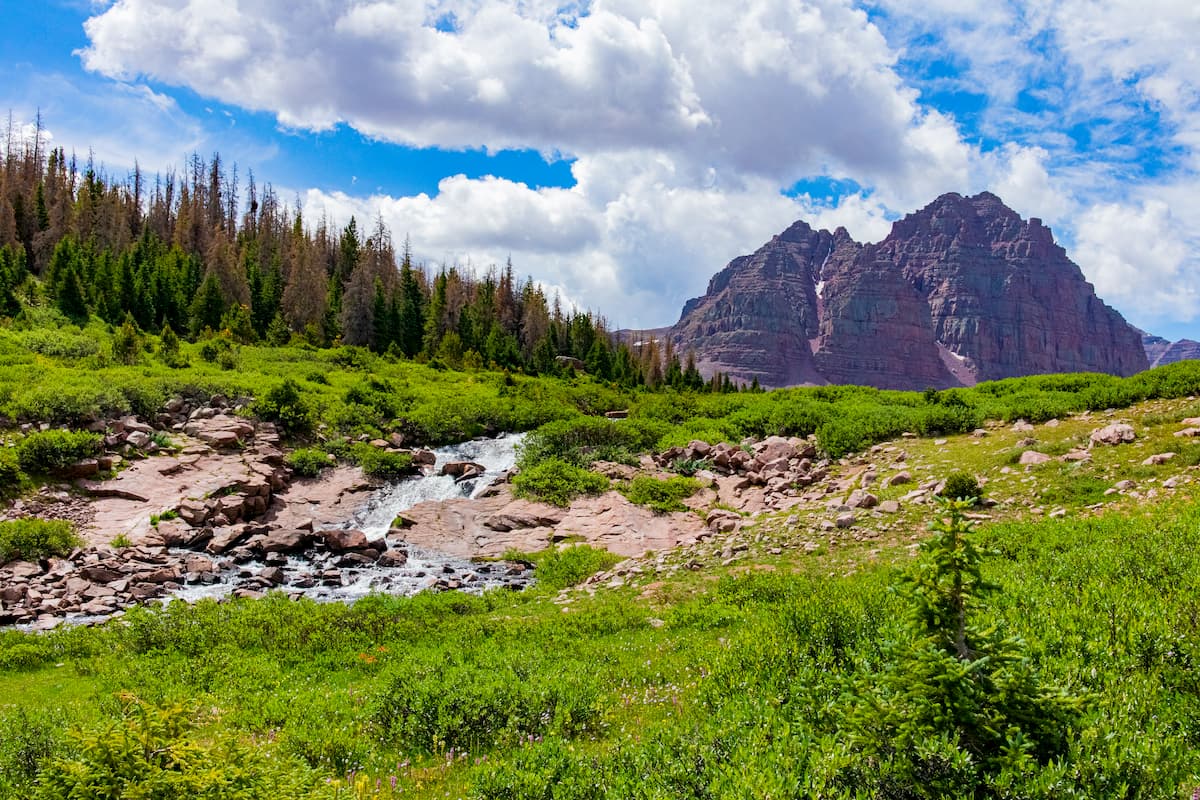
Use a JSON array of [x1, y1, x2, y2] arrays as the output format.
[[1018, 450, 1052, 465], [846, 489, 879, 509], [321, 528, 370, 552], [259, 528, 312, 554], [1089, 423, 1136, 446], [442, 461, 486, 482], [884, 470, 912, 487], [1174, 427, 1200, 438], [1143, 453, 1176, 466], [835, 512, 856, 529]]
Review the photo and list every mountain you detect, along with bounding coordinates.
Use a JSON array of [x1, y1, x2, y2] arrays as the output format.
[[666, 192, 1149, 389], [1141, 330, 1200, 368]]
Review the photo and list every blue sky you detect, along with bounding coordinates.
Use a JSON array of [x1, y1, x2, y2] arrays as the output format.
[[2, 0, 1198, 341]]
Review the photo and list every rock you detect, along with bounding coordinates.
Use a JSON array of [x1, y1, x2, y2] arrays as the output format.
[[321, 528, 370, 552], [1089, 423, 1136, 446], [1181, 417, 1200, 426], [184, 555, 214, 574], [80, 565, 123, 583], [884, 470, 912, 487], [1018, 450, 1052, 465], [259, 528, 312, 554], [1174, 427, 1200, 438], [205, 526, 249, 555], [604, 410, 629, 420], [1113, 479, 1137, 491], [126, 431, 152, 449], [259, 566, 286, 585], [177, 499, 211, 527], [1011, 420, 1035, 433], [878, 500, 901, 514], [378, 549, 408, 567], [59, 459, 100, 479], [846, 489, 878, 509], [835, 512, 856, 529], [1059, 449, 1091, 462], [705, 508, 742, 533], [441, 461, 486, 482], [1143, 453, 1176, 466]]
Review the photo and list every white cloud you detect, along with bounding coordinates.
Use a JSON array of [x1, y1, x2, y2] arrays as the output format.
[[67, 0, 1200, 335], [1074, 198, 1199, 325]]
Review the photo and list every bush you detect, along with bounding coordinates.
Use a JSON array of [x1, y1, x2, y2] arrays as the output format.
[[0, 448, 25, 495], [110, 316, 142, 365], [252, 379, 313, 435], [533, 544, 623, 590], [286, 447, 330, 478], [518, 416, 668, 468], [15, 429, 101, 474], [940, 471, 983, 503], [349, 444, 415, 480], [512, 458, 610, 507], [0, 707, 65, 795], [33, 698, 318, 799], [618, 475, 701, 514], [0, 519, 82, 563]]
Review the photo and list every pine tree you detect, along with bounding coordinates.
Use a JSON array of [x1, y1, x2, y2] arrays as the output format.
[[397, 251, 424, 358], [189, 273, 225, 336]]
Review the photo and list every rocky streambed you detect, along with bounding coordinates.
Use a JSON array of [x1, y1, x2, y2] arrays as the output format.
[[0, 400, 533, 629]]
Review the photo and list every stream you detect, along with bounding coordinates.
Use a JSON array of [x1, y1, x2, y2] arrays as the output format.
[[169, 432, 528, 606]]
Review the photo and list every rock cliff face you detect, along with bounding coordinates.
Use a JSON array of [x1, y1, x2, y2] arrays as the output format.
[[669, 192, 1148, 389], [1141, 330, 1200, 368]]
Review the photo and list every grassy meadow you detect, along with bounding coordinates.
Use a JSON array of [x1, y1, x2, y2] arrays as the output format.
[[1, 317, 1200, 796]]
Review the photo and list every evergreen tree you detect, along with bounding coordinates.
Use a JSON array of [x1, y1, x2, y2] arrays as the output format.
[[158, 322, 185, 367], [56, 260, 89, 322], [112, 314, 142, 364], [683, 353, 704, 391], [397, 253, 425, 357], [189, 273, 225, 336], [585, 336, 613, 380]]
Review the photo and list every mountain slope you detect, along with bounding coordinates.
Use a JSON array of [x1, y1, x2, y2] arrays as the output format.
[[669, 192, 1148, 389]]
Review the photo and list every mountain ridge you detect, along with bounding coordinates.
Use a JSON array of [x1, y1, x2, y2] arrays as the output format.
[[660, 191, 1149, 389]]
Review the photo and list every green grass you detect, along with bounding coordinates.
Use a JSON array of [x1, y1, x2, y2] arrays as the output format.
[[0, 493, 1196, 797]]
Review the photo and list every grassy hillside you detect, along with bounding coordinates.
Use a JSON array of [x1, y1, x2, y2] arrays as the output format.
[[2, 317, 1200, 796]]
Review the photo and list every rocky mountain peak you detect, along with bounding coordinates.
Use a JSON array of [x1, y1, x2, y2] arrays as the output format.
[[667, 192, 1148, 389]]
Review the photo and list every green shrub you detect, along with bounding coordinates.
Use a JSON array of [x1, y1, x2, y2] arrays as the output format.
[[15, 429, 101, 474], [940, 471, 983, 503], [252, 379, 313, 435], [618, 475, 701, 514], [512, 458, 610, 507], [350, 444, 415, 480], [33, 698, 318, 799], [286, 447, 330, 478], [371, 652, 600, 754], [533, 544, 623, 590], [18, 327, 99, 359], [0, 518, 82, 563], [110, 316, 143, 365], [0, 707, 66, 795], [0, 448, 25, 495], [518, 416, 668, 468]]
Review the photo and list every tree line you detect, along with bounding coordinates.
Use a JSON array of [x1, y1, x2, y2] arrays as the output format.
[[0, 115, 756, 391]]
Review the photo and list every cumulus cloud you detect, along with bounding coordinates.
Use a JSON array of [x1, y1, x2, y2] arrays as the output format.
[[72, 0, 1200, 333], [1074, 198, 1199, 325]]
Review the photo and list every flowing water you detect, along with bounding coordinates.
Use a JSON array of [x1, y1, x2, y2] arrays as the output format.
[[169, 432, 528, 605]]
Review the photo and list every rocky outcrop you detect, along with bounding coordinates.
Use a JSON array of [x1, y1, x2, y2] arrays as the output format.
[[1141, 329, 1200, 367], [668, 192, 1148, 389], [668, 222, 856, 386]]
